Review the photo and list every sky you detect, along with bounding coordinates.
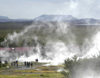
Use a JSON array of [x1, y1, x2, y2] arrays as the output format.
[[0, 0, 100, 19]]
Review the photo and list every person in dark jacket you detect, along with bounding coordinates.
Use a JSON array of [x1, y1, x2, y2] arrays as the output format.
[[35, 59, 38, 62]]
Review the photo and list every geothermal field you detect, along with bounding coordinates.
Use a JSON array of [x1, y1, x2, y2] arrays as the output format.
[[0, 15, 100, 78], [1, 0, 100, 78]]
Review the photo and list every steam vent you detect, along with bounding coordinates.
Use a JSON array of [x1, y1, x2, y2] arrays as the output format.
[[0, 0, 100, 78]]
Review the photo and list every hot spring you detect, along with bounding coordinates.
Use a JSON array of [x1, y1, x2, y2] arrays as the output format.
[[0, 21, 100, 65]]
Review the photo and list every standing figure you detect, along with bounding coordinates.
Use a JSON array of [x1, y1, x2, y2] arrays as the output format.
[[35, 59, 38, 62]]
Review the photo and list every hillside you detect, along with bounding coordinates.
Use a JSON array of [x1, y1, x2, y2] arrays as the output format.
[[0, 15, 100, 46], [0, 15, 100, 29]]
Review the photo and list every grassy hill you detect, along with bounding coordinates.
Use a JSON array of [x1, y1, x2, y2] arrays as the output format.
[[0, 21, 100, 47], [0, 21, 33, 44]]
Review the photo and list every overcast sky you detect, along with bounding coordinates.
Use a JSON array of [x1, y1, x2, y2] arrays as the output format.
[[0, 0, 100, 19]]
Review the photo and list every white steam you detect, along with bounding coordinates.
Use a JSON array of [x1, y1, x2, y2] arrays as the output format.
[[82, 32, 100, 58], [0, 21, 100, 65]]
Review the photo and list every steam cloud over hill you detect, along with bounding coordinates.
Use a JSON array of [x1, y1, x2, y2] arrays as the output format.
[[0, 15, 100, 65]]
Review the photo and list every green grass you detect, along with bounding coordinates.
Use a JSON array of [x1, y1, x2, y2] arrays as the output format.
[[0, 62, 64, 78], [0, 65, 64, 78], [0, 73, 64, 78]]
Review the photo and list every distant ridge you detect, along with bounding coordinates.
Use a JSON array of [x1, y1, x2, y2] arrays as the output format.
[[0, 15, 100, 24], [34, 15, 77, 22], [0, 16, 10, 22], [0, 16, 9, 19], [34, 15, 100, 24], [0, 16, 33, 22]]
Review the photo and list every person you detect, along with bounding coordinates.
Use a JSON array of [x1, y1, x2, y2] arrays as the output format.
[[11, 62, 13, 67], [0, 60, 2, 67], [30, 62, 33, 67], [0, 57, 2, 67], [35, 59, 38, 62], [24, 61, 27, 67], [27, 62, 29, 67], [5, 61, 8, 65], [28, 62, 30, 67], [15, 60, 18, 67]]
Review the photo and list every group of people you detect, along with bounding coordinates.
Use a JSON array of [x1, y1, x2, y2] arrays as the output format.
[[24, 59, 38, 68], [11, 61, 18, 67], [10, 59, 38, 68], [0, 60, 8, 68], [24, 62, 33, 67]]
